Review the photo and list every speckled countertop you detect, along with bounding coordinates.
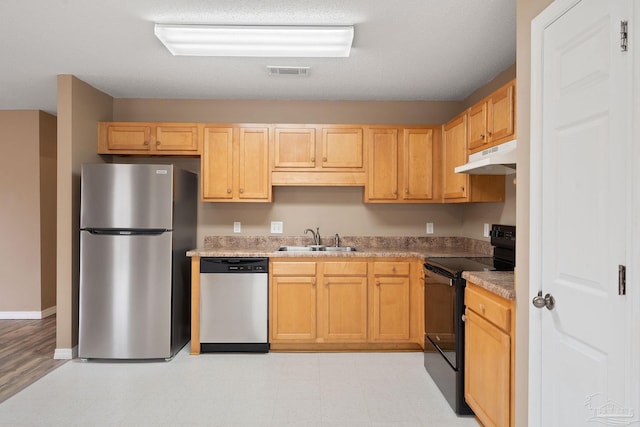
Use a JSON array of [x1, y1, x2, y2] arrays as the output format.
[[186, 236, 493, 259], [462, 271, 515, 300]]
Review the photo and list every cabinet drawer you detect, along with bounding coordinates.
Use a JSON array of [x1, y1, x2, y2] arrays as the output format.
[[373, 262, 410, 276], [271, 262, 316, 276], [323, 262, 367, 276], [465, 285, 511, 333]]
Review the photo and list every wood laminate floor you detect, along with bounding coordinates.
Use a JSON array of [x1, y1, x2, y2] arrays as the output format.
[[0, 315, 66, 403]]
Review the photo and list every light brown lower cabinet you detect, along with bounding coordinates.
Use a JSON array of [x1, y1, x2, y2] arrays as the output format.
[[464, 282, 515, 427], [269, 258, 422, 350], [370, 261, 411, 341]]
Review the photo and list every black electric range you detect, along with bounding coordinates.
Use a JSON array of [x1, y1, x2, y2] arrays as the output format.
[[423, 224, 515, 416]]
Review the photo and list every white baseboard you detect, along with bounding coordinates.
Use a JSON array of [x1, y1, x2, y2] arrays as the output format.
[[0, 306, 57, 319], [54, 346, 77, 360]]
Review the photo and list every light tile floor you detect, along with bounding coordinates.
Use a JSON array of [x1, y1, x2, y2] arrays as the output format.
[[0, 347, 478, 427]]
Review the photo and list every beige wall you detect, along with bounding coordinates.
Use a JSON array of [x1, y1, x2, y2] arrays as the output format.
[[0, 110, 56, 314], [113, 99, 462, 125], [515, 1, 553, 426], [56, 75, 112, 353], [39, 111, 58, 310]]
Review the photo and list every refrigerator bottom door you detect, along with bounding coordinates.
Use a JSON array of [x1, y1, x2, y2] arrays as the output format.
[[79, 231, 172, 359]]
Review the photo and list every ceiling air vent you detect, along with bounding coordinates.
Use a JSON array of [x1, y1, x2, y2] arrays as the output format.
[[267, 66, 310, 76]]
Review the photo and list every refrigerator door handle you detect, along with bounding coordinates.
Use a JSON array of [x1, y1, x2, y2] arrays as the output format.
[[84, 228, 168, 236]]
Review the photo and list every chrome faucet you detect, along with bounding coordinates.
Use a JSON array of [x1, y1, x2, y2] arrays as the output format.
[[334, 233, 340, 247], [304, 227, 321, 246]]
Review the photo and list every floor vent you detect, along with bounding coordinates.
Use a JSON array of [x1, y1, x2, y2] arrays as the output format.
[[267, 66, 310, 76]]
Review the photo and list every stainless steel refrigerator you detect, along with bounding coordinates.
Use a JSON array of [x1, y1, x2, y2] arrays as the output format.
[[78, 163, 197, 360]]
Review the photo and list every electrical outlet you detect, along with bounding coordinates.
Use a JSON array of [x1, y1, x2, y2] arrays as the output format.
[[233, 222, 241, 233], [483, 223, 490, 237], [271, 221, 283, 234], [426, 222, 434, 234]]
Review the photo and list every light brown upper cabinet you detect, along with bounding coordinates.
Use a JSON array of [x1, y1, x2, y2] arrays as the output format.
[[201, 125, 271, 202], [271, 125, 366, 186], [366, 126, 441, 203], [273, 126, 316, 168], [443, 113, 505, 203], [98, 122, 199, 155], [467, 80, 516, 154]]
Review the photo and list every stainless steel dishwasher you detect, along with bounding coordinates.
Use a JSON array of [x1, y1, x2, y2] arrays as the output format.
[[199, 257, 269, 352]]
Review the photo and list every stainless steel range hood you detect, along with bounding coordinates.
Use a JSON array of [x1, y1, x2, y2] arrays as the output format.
[[454, 139, 517, 175]]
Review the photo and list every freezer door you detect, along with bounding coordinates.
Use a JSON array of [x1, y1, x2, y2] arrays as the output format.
[[81, 163, 173, 229], [79, 230, 173, 359]]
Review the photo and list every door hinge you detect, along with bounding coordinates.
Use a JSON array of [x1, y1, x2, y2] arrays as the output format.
[[619, 265, 626, 295], [621, 20, 628, 52]]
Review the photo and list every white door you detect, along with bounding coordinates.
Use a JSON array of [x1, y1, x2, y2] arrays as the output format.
[[530, 0, 635, 425]]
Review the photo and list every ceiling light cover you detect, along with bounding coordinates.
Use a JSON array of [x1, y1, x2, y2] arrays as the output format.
[[154, 24, 354, 58]]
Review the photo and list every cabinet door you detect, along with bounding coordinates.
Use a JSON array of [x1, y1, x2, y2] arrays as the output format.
[[488, 83, 515, 144], [465, 308, 510, 427], [155, 125, 199, 152], [273, 127, 316, 168], [319, 276, 368, 342], [371, 274, 410, 341], [238, 127, 270, 200], [468, 102, 489, 151], [271, 276, 317, 341], [403, 128, 433, 200], [443, 114, 469, 200], [367, 128, 399, 200], [321, 127, 363, 169], [202, 127, 234, 200], [105, 124, 151, 151]]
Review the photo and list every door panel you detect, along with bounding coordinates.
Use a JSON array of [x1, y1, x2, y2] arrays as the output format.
[[80, 164, 173, 229], [535, 1, 632, 425], [79, 231, 172, 359]]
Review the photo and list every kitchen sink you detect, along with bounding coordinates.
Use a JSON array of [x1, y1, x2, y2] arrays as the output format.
[[323, 246, 357, 252], [275, 246, 315, 252], [275, 246, 357, 252]]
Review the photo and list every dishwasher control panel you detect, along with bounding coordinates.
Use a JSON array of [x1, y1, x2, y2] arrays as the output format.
[[200, 257, 269, 274]]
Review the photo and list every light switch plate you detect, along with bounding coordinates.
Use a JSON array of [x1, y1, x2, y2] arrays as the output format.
[[233, 222, 241, 233], [426, 222, 434, 234], [271, 221, 283, 234]]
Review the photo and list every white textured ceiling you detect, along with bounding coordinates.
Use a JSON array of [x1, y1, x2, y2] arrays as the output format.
[[0, 0, 516, 114]]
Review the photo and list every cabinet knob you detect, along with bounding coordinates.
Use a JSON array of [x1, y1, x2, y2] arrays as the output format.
[[392, 267, 397, 273], [239, 188, 244, 193], [311, 157, 315, 162], [404, 189, 408, 194], [480, 134, 485, 140], [488, 131, 493, 137], [323, 157, 327, 162], [156, 140, 161, 146], [144, 140, 149, 145], [325, 281, 329, 287], [376, 281, 381, 286], [312, 280, 316, 287], [227, 188, 232, 194], [460, 186, 465, 191]]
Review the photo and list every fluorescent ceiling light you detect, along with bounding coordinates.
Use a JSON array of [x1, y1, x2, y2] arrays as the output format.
[[154, 24, 354, 57]]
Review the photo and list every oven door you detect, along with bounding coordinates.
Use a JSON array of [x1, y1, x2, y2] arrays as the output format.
[[423, 266, 458, 369]]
